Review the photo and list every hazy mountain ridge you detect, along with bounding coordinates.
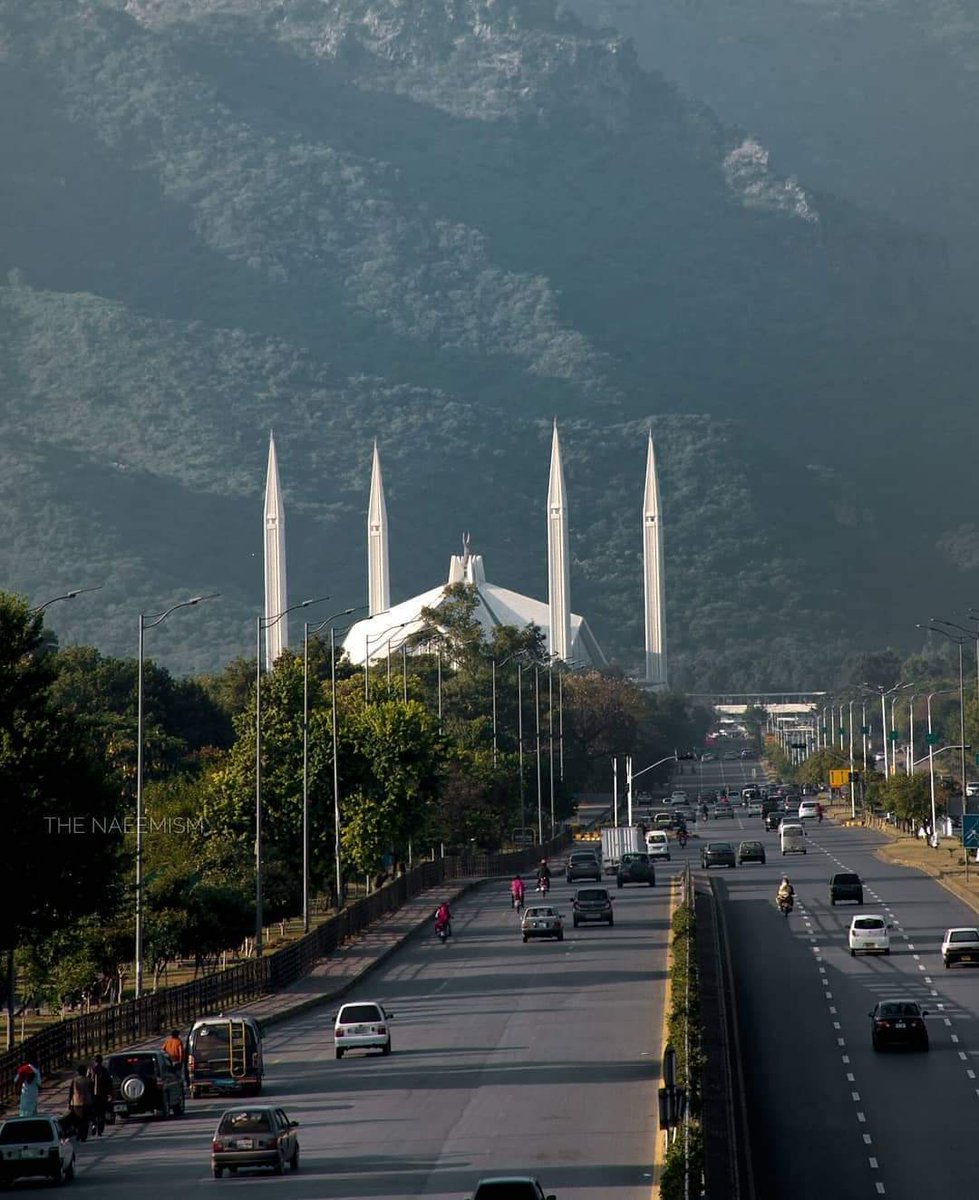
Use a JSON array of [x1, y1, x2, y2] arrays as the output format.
[[1, 0, 976, 684]]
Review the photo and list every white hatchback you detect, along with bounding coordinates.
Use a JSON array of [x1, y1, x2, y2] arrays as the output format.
[[334, 1001, 393, 1058], [849, 915, 891, 956], [798, 800, 820, 821]]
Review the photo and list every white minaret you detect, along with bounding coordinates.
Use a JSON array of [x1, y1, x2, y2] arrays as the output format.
[[547, 421, 571, 662], [643, 430, 667, 687], [263, 431, 288, 669], [367, 440, 390, 617]]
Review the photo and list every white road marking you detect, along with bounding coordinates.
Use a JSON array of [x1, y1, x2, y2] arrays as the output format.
[[857, 1111, 866, 1123], [869, 1157, 879, 1169], [852, 1091, 861, 1101]]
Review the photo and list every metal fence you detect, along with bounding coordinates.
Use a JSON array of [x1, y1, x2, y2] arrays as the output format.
[[0, 834, 569, 1107]]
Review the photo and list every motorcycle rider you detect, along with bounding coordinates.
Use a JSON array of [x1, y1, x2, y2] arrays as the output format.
[[434, 901, 452, 937], [536, 858, 551, 893], [776, 876, 795, 911], [677, 827, 688, 849], [510, 874, 525, 909]]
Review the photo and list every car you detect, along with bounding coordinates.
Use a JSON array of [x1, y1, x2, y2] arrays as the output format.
[[572, 886, 614, 927], [188, 1014, 264, 1097], [0, 1116, 76, 1187], [869, 1000, 929, 1052], [764, 810, 783, 832], [521, 905, 565, 942], [653, 811, 674, 829], [701, 842, 737, 869], [966, 783, 979, 798], [470, 1177, 556, 1200], [566, 850, 602, 882], [617, 852, 656, 887], [645, 830, 671, 860], [829, 873, 864, 906], [745, 801, 763, 817], [333, 1000, 393, 1058], [941, 927, 979, 967], [740, 749, 756, 760], [712, 802, 733, 820], [670, 791, 688, 802], [849, 914, 891, 956], [106, 1050, 186, 1119], [779, 822, 807, 855], [798, 800, 820, 821], [211, 1105, 300, 1177], [737, 840, 766, 865]]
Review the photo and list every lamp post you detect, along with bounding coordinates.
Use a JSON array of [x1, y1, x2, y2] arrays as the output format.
[[862, 701, 868, 773], [364, 621, 411, 703], [926, 690, 955, 844], [136, 592, 218, 996], [626, 753, 679, 824], [848, 699, 856, 818], [920, 623, 969, 809], [302, 606, 362, 932], [256, 595, 329, 957], [534, 667, 543, 843], [548, 666, 555, 835], [492, 652, 530, 768], [30, 584, 104, 616], [907, 694, 920, 777], [862, 681, 911, 779]]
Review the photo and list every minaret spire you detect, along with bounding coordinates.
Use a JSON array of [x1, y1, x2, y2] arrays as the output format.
[[547, 420, 571, 662], [367, 440, 390, 616], [643, 430, 667, 687], [263, 431, 288, 669]]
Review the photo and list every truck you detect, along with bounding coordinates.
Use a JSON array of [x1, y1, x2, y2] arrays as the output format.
[[600, 825, 645, 875]]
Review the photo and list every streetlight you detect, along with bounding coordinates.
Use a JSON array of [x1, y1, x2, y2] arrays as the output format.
[[925, 690, 955, 843], [30, 584, 104, 615], [626, 754, 679, 824], [920, 622, 969, 809], [364, 621, 412, 703], [256, 595, 329, 957], [907, 694, 920, 777], [492, 652, 530, 767], [862, 681, 911, 779], [136, 592, 219, 996], [302, 606, 363, 932]]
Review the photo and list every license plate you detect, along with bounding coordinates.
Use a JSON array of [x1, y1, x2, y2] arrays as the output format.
[[895, 1022, 906, 1029], [114, 1103, 127, 1113], [235, 1139, 253, 1150], [350, 1025, 367, 1035], [962, 955, 974, 962]]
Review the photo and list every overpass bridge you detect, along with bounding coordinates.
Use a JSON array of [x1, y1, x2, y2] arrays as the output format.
[[689, 692, 826, 717]]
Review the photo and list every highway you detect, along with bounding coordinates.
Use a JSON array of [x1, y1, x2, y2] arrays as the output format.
[[684, 756, 979, 1199], [63, 868, 672, 1199]]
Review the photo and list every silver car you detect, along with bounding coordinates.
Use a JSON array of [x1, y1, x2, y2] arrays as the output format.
[[0, 1117, 75, 1187], [211, 1105, 299, 1177], [334, 1000, 394, 1058], [521, 905, 565, 942]]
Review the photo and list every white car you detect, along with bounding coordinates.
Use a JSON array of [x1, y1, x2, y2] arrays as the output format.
[[798, 800, 820, 821], [849, 914, 891, 956], [334, 1000, 393, 1058], [0, 1116, 75, 1187], [941, 927, 979, 968], [746, 801, 763, 817]]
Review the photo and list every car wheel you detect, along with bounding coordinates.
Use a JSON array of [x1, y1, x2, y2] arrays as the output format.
[[160, 1094, 171, 1120], [522, 933, 529, 942], [382, 1039, 392, 1056], [944, 959, 951, 968], [608, 917, 614, 927], [573, 918, 579, 928], [272, 1156, 284, 1176], [920, 1037, 930, 1052], [335, 1047, 344, 1059], [850, 949, 855, 957], [213, 1168, 223, 1179], [557, 932, 564, 941], [617, 879, 623, 888], [830, 899, 836, 906], [884, 948, 890, 955], [191, 1086, 201, 1100], [290, 1146, 300, 1172], [649, 879, 655, 887], [51, 1162, 64, 1186]]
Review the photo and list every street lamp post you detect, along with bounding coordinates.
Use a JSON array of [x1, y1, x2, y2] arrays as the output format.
[[256, 595, 329, 957], [920, 623, 969, 813], [302, 607, 362, 932], [136, 593, 218, 996], [364, 621, 412, 703], [908, 694, 920, 777], [926, 690, 955, 844], [626, 753, 679, 823], [848, 699, 856, 818], [862, 681, 910, 780], [548, 667, 555, 835], [534, 667, 543, 843]]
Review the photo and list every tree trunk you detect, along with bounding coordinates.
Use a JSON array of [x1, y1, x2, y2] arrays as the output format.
[[4, 947, 14, 1051]]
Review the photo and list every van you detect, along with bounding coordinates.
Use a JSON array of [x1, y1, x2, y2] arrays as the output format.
[[187, 1014, 263, 1098], [780, 822, 807, 856], [645, 830, 671, 861]]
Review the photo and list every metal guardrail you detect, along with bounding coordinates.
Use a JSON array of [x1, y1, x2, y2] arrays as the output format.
[[0, 834, 569, 1106]]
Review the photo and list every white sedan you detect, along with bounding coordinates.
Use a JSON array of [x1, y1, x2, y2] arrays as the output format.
[[333, 1000, 393, 1058], [849, 914, 891, 956]]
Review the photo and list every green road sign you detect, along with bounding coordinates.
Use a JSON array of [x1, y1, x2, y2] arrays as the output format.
[[926, 733, 941, 746], [889, 730, 899, 741], [861, 725, 871, 736], [838, 727, 845, 736], [821, 726, 828, 735]]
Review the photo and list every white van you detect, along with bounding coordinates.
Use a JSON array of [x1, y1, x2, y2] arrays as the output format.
[[645, 830, 671, 861], [780, 822, 807, 855]]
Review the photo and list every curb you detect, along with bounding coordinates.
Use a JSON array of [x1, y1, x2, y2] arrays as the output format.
[[651, 874, 680, 1194]]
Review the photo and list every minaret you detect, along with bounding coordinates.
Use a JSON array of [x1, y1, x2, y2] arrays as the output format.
[[643, 430, 667, 687], [547, 421, 571, 661], [263, 431, 288, 669], [367, 440, 390, 616]]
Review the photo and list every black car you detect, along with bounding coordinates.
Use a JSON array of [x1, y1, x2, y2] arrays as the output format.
[[869, 1000, 929, 1051], [106, 1050, 186, 1119], [572, 886, 614, 927], [830, 872, 864, 906], [701, 842, 737, 869], [617, 852, 656, 888], [737, 840, 766, 865], [764, 809, 785, 832], [566, 851, 602, 883]]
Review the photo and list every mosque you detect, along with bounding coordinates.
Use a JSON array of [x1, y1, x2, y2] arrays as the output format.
[[262, 424, 667, 685]]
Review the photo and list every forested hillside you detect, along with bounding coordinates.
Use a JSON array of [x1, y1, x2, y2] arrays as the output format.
[[1, 0, 976, 686]]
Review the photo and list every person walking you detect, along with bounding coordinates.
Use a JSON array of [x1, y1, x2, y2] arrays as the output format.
[[15, 1063, 41, 1117], [67, 1064, 94, 1141], [87, 1054, 112, 1136]]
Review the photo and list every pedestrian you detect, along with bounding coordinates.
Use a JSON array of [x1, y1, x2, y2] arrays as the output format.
[[87, 1054, 112, 1136], [162, 1028, 187, 1082], [15, 1063, 41, 1117], [67, 1064, 93, 1141]]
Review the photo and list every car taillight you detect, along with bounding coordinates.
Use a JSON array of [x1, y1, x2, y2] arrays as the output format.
[[257, 1137, 277, 1149], [376, 1026, 386, 1034], [212, 1140, 224, 1152], [877, 1021, 890, 1028], [188, 1056, 196, 1070], [335, 1029, 344, 1037]]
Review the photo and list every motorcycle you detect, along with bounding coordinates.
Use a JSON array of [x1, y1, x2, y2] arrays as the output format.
[[777, 893, 794, 917], [435, 917, 451, 942], [677, 830, 688, 849], [511, 891, 524, 912], [536, 875, 550, 896]]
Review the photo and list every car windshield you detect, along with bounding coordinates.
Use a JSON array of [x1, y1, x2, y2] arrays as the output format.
[[339, 1004, 383, 1023], [854, 918, 884, 930], [570, 854, 596, 863], [473, 1185, 541, 1200], [577, 890, 608, 901], [218, 1111, 272, 1134], [879, 1003, 920, 1018], [834, 875, 860, 885], [709, 843, 732, 852], [0, 1120, 53, 1144], [107, 1054, 157, 1078], [526, 908, 555, 918], [740, 842, 761, 851], [949, 930, 979, 942]]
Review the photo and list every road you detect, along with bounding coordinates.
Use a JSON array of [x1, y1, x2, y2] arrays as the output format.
[[684, 756, 979, 1199], [62, 866, 673, 1199]]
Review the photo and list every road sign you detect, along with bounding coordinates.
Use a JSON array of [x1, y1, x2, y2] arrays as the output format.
[[838, 727, 845, 737], [829, 769, 850, 788], [821, 726, 828, 735], [926, 733, 940, 746], [964, 816, 979, 849], [861, 725, 871, 736], [889, 730, 899, 741], [791, 742, 806, 750]]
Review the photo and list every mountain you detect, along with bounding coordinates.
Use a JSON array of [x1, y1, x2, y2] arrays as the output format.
[[0, 0, 976, 687]]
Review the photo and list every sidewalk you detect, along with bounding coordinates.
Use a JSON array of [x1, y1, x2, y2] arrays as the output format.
[[4, 875, 486, 1120]]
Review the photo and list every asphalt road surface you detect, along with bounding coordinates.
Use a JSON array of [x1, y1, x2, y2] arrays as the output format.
[[684, 757, 979, 1199], [61, 867, 673, 1200]]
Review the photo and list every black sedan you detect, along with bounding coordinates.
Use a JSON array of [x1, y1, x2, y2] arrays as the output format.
[[701, 841, 736, 869], [830, 872, 864, 906], [737, 840, 766, 865], [869, 1000, 929, 1052], [764, 810, 784, 832]]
